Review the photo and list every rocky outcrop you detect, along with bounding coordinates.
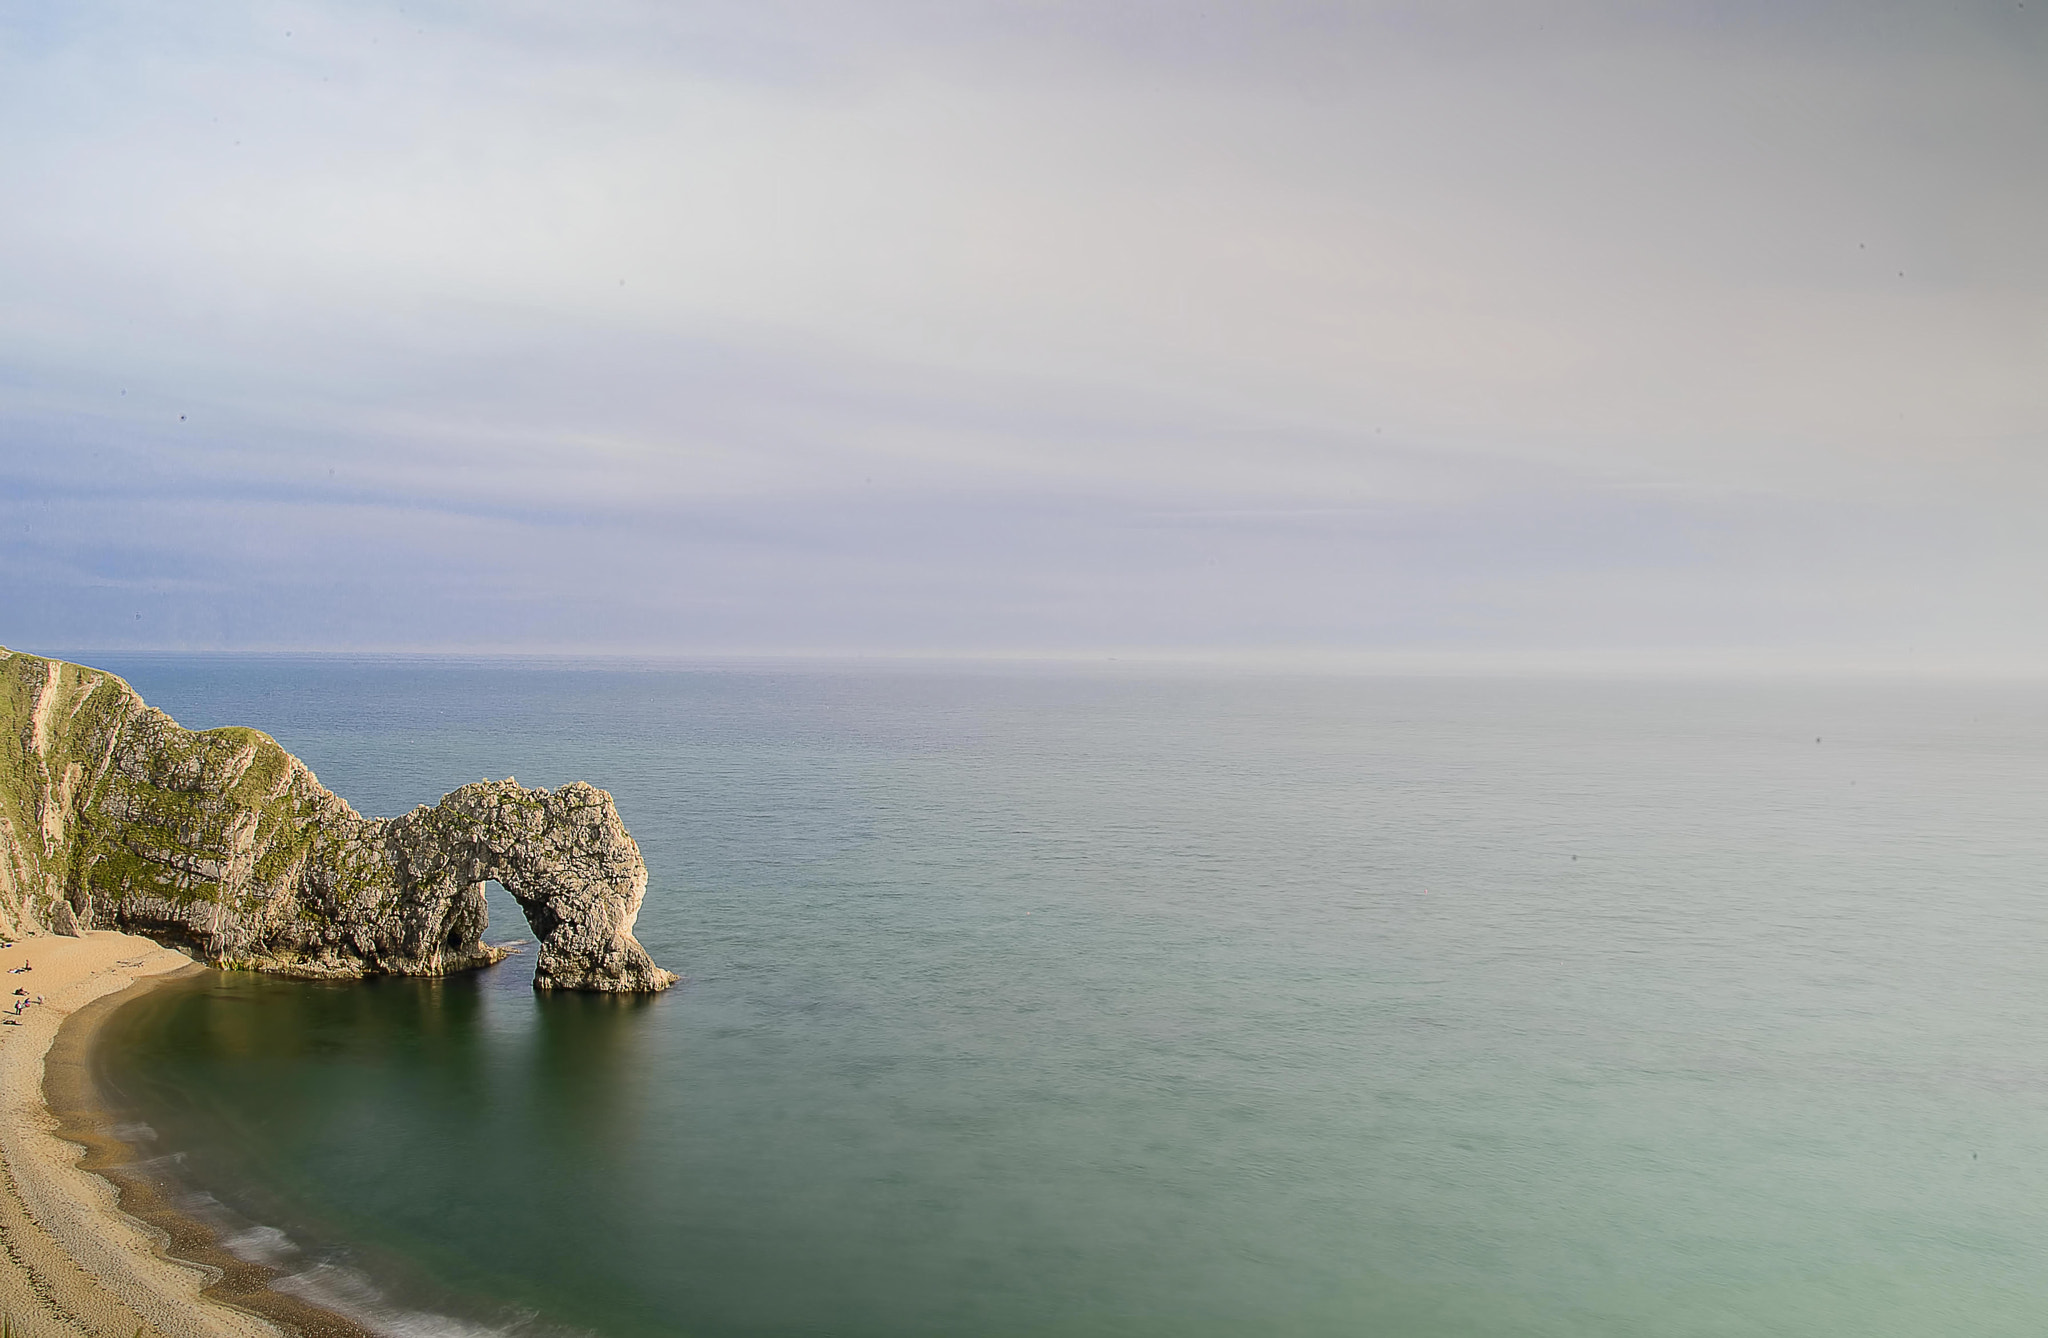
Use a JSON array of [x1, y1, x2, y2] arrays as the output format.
[[0, 648, 676, 992]]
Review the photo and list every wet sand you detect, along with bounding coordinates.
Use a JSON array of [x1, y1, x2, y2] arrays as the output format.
[[0, 931, 369, 1338]]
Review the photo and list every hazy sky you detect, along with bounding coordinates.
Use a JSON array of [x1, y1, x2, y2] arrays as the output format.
[[4, 1, 2044, 665]]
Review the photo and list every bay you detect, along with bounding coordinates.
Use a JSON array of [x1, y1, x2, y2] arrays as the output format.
[[82, 657, 2048, 1336]]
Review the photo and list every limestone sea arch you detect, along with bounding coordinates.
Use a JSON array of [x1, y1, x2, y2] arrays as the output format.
[[0, 648, 676, 992]]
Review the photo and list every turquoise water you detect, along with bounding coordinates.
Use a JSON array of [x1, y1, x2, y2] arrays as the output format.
[[83, 659, 2048, 1336]]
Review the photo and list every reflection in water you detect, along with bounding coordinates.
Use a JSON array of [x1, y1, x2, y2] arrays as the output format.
[[531, 992, 662, 1160], [93, 962, 657, 1336]]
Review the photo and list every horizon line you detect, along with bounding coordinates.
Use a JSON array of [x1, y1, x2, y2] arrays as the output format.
[[19, 643, 2048, 682]]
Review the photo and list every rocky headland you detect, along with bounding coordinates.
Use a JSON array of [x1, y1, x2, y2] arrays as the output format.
[[0, 648, 676, 992]]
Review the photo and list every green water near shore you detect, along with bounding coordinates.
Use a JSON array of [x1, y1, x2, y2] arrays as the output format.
[[83, 660, 2048, 1335]]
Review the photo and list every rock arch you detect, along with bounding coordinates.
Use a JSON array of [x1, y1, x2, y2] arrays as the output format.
[[0, 649, 678, 992], [387, 780, 676, 992]]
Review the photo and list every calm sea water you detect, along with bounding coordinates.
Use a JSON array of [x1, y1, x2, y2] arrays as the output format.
[[77, 657, 2048, 1337]]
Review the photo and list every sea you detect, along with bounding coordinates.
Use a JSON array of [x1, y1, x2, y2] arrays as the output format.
[[72, 656, 2048, 1337]]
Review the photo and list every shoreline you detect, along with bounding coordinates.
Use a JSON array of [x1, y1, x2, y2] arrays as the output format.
[[0, 931, 370, 1338]]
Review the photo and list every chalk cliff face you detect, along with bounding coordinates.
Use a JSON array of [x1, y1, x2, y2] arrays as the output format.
[[0, 649, 676, 992]]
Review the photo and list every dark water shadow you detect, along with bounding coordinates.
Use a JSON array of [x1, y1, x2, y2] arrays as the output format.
[[72, 960, 677, 1337], [48, 967, 379, 1338]]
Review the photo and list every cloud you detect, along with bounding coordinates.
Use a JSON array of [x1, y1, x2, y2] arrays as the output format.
[[2, 0, 2044, 661]]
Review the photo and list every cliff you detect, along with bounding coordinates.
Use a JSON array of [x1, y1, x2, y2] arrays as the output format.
[[0, 648, 676, 992]]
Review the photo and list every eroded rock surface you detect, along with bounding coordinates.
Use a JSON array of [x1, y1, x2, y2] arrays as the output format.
[[0, 649, 676, 992]]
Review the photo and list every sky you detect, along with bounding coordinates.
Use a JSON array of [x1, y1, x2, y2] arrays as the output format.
[[2, 1, 2044, 667]]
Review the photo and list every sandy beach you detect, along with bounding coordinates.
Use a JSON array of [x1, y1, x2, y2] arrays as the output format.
[[0, 930, 282, 1338]]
